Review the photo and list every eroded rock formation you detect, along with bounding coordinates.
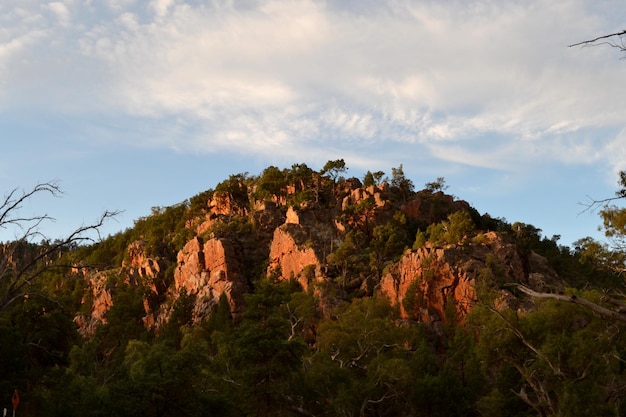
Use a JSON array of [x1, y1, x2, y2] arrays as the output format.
[[268, 225, 323, 292], [173, 236, 247, 322], [378, 232, 559, 324]]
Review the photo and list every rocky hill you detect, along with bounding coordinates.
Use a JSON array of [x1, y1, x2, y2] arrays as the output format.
[[73, 164, 565, 334], [5, 162, 625, 416]]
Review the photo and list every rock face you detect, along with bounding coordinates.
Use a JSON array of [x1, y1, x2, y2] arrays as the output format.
[[268, 225, 323, 292], [209, 192, 249, 217], [379, 246, 478, 323], [173, 236, 247, 322], [75, 271, 113, 335], [378, 232, 557, 324], [341, 183, 389, 211], [402, 191, 471, 225]]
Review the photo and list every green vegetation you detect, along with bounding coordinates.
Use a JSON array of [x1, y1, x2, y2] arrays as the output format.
[[2, 165, 626, 416]]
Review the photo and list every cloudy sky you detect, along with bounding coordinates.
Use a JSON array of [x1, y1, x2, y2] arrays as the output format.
[[1, 0, 625, 246]]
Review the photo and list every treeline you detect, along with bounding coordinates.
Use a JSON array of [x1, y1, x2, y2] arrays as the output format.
[[2, 273, 625, 416]]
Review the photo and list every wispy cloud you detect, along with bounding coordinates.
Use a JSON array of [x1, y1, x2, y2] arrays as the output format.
[[1, 0, 625, 174]]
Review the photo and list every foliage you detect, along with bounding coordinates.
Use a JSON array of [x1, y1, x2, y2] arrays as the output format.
[[425, 176, 449, 193], [470, 294, 626, 417], [321, 159, 347, 182], [362, 170, 385, 187], [326, 229, 370, 291], [215, 172, 250, 203], [255, 165, 288, 200], [369, 212, 411, 278], [426, 210, 476, 246], [390, 164, 414, 202], [212, 278, 307, 416]]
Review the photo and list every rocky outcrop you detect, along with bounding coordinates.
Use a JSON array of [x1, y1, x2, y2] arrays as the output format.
[[378, 232, 558, 324], [173, 236, 247, 322], [268, 225, 323, 292], [402, 191, 471, 225], [75, 240, 169, 333], [124, 241, 161, 280], [74, 271, 113, 335], [209, 192, 249, 217], [341, 183, 389, 211], [379, 245, 479, 323], [123, 241, 171, 328]]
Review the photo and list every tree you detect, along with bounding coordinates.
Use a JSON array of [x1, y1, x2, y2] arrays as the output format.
[[573, 172, 626, 277], [425, 177, 449, 193], [363, 171, 386, 188], [0, 182, 117, 310], [390, 164, 414, 202], [363, 171, 375, 187], [470, 293, 626, 417], [256, 165, 287, 199], [425, 210, 476, 246], [369, 212, 411, 279], [321, 159, 348, 183], [213, 278, 306, 416], [327, 230, 369, 290]]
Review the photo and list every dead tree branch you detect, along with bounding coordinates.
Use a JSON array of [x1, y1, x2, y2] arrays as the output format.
[[511, 284, 626, 324], [0, 181, 62, 234], [0, 181, 119, 310], [569, 29, 626, 48]]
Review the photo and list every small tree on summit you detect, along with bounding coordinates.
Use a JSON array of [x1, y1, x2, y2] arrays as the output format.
[[391, 164, 414, 203], [425, 177, 449, 193], [363, 170, 386, 187], [321, 159, 347, 183]]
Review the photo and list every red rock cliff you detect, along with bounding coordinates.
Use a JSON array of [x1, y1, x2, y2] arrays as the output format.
[[173, 236, 247, 322], [267, 225, 323, 292], [378, 232, 555, 323]]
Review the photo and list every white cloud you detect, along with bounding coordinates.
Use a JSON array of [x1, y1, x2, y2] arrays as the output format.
[[150, 0, 175, 18], [43, 2, 71, 27], [0, 0, 625, 172]]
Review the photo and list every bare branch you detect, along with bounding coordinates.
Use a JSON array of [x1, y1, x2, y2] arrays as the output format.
[[511, 284, 626, 324], [0, 195, 120, 310], [0, 181, 62, 234], [578, 195, 621, 214], [569, 30, 626, 48], [488, 304, 564, 378]]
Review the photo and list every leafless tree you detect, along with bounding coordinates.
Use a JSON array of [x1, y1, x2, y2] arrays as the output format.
[[0, 181, 118, 310]]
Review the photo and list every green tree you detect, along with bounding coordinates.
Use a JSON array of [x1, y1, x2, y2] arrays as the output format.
[[321, 159, 348, 183], [369, 212, 411, 279], [425, 176, 449, 193], [426, 210, 476, 246], [213, 278, 306, 416], [256, 165, 287, 199], [215, 172, 250, 208], [110, 332, 226, 417], [390, 164, 414, 202], [470, 295, 626, 417], [363, 171, 375, 187], [327, 230, 370, 291]]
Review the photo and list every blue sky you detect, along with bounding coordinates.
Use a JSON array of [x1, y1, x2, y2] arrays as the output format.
[[1, 0, 626, 247]]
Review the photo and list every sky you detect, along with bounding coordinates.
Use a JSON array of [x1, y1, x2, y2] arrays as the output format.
[[1, 0, 626, 248]]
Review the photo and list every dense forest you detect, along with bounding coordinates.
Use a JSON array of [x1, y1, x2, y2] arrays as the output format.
[[2, 161, 626, 416]]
